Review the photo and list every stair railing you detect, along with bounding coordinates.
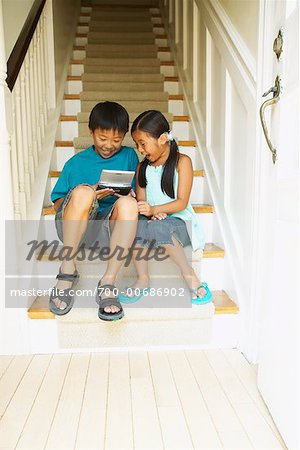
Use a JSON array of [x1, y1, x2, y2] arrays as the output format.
[[4, 0, 55, 219]]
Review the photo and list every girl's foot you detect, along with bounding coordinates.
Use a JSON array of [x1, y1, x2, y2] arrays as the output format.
[[183, 271, 207, 300], [121, 275, 150, 298]]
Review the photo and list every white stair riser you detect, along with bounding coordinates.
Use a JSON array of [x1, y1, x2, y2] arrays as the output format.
[[65, 79, 179, 95], [69, 64, 84, 76], [78, 17, 163, 25], [69, 63, 176, 77], [65, 80, 82, 94], [161, 65, 176, 77], [168, 99, 183, 115], [52, 145, 199, 171], [57, 118, 190, 140], [74, 37, 168, 46], [61, 98, 183, 115], [29, 318, 214, 352], [73, 49, 171, 62], [28, 314, 239, 353]]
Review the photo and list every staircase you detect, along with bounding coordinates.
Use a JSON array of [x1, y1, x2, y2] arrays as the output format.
[[27, 2, 239, 353]]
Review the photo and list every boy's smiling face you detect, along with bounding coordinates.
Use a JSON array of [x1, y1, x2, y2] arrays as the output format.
[[90, 128, 125, 159]]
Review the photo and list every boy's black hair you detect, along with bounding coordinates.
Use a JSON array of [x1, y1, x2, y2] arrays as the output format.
[[88, 101, 129, 134], [131, 110, 179, 199]]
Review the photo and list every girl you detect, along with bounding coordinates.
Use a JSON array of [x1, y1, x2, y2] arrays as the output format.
[[119, 110, 212, 305]]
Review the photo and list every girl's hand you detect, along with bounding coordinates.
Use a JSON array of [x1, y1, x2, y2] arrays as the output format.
[[137, 201, 154, 217], [151, 212, 167, 220]]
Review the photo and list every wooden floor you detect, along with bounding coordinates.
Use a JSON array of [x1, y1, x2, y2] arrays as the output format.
[[0, 349, 286, 450]]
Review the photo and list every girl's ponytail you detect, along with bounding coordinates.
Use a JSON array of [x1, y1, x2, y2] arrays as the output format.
[[161, 139, 179, 198]]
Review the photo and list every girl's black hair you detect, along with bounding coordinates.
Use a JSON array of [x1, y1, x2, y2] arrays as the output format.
[[131, 110, 179, 198], [89, 101, 129, 134]]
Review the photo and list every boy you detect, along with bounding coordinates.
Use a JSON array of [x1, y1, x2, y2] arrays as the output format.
[[49, 101, 139, 321]]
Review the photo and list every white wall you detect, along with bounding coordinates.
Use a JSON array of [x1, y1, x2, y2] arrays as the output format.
[[161, 0, 259, 341], [2, 0, 35, 59], [218, 0, 259, 57]]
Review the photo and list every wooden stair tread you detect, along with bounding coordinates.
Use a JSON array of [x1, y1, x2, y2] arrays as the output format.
[[74, 33, 168, 39], [28, 289, 237, 319], [55, 140, 196, 146], [64, 94, 182, 100], [165, 76, 179, 82], [43, 203, 211, 216], [73, 46, 170, 51], [49, 169, 204, 178], [69, 60, 175, 66], [64, 94, 80, 99], [213, 291, 239, 314], [67, 75, 178, 82], [60, 114, 189, 122], [81, 4, 159, 9]]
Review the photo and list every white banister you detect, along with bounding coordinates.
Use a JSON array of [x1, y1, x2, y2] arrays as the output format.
[[24, 53, 35, 183], [28, 44, 39, 170], [20, 65, 31, 200], [0, 1, 14, 221], [5, 0, 58, 220], [14, 78, 27, 218]]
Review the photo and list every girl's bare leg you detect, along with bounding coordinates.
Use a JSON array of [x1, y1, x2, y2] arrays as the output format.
[[121, 246, 150, 298], [161, 236, 206, 299]]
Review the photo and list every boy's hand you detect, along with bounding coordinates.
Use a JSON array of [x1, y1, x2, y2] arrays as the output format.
[[94, 187, 115, 200], [114, 189, 136, 199], [137, 201, 154, 217]]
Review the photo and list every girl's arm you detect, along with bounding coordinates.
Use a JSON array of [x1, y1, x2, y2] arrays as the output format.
[[138, 155, 193, 216], [136, 163, 147, 202]]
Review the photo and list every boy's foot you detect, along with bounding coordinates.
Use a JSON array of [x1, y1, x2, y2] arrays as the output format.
[[96, 279, 124, 321], [52, 263, 77, 310], [49, 266, 79, 315], [100, 276, 120, 314]]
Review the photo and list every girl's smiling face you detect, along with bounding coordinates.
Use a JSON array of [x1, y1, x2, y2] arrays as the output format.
[[132, 130, 169, 164], [90, 128, 125, 158]]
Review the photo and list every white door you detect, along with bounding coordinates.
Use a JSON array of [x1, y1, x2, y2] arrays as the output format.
[[255, 1, 299, 449]]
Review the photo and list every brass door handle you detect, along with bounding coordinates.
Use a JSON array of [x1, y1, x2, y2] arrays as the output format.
[[259, 75, 282, 164]]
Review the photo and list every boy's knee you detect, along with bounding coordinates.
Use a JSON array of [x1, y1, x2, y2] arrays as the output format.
[[114, 196, 138, 217], [67, 185, 95, 210]]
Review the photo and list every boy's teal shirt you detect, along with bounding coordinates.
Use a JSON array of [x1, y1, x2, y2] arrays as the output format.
[[51, 145, 139, 212]]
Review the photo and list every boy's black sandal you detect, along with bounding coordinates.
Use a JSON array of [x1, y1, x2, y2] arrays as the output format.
[[96, 281, 124, 321], [49, 268, 80, 315]]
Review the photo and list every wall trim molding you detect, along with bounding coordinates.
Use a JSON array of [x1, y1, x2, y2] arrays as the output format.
[[200, 0, 257, 86]]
